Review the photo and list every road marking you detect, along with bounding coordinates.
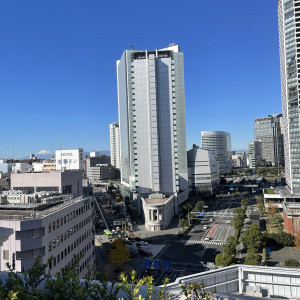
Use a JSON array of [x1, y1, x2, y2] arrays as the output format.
[[179, 240, 226, 246]]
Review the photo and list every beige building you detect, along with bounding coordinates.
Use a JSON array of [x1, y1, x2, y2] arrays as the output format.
[[0, 194, 94, 278], [42, 162, 56, 172], [10, 170, 82, 197], [142, 194, 176, 231]]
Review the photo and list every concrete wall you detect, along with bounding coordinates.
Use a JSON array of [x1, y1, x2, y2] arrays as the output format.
[[11, 171, 83, 197]]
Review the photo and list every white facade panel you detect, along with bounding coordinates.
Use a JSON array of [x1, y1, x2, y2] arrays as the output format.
[[55, 149, 84, 171]]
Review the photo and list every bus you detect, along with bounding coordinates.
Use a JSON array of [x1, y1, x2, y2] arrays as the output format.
[[104, 229, 113, 239]]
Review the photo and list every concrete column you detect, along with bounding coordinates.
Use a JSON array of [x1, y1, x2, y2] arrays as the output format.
[[238, 266, 243, 293]]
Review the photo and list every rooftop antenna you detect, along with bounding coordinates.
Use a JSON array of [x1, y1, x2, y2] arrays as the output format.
[[129, 44, 139, 51]]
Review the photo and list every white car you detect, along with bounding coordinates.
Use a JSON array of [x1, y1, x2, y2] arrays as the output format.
[[203, 225, 207, 229], [204, 236, 211, 241]]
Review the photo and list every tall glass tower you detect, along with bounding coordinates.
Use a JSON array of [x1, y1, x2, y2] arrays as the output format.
[[116, 44, 188, 197], [278, 0, 300, 194], [201, 131, 232, 172], [278, 0, 300, 235]]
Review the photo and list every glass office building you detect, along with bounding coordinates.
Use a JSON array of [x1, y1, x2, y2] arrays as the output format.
[[254, 114, 284, 167], [278, 0, 300, 193], [201, 131, 232, 172]]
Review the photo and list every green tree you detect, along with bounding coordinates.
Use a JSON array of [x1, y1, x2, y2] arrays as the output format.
[[196, 201, 205, 212], [223, 236, 238, 256], [284, 259, 300, 267], [245, 249, 262, 266], [242, 224, 263, 251], [241, 198, 249, 208], [108, 238, 131, 268], [215, 253, 234, 267], [232, 215, 243, 230], [234, 207, 245, 218], [180, 282, 214, 300]]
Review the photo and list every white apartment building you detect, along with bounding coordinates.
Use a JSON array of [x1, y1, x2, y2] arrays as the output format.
[[201, 131, 232, 172], [232, 153, 248, 168], [187, 145, 219, 194], [117, 44, 189, 229], [0, 194, 94, 278], [56, 149, 84, 171], [12, 163, 33, 173], [0, 162, 15, 174], [109, 122, 120, 169], [32, 162, 44, 172]]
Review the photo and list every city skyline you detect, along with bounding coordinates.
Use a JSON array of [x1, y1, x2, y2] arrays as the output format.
[[0, 1, 281, 158]]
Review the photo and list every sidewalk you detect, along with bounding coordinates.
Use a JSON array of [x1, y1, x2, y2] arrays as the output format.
[[132, 217, 180, 244]]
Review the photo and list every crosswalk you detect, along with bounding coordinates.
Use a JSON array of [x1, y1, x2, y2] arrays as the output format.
[[178, 239, 226, 246]]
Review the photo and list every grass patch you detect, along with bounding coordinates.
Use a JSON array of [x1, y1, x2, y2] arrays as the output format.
[[264, 189, 276, 194]]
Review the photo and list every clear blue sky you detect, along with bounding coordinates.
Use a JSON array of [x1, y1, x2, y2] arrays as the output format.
[[0, 1, 281, 158]]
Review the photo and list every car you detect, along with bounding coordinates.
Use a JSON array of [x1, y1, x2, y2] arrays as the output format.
[[204, 236, 211, 241], [203, 225, 207, 229], [209, 218, 213, 222]]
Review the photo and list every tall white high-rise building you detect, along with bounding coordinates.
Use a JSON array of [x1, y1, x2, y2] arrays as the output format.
[[116, 44, 189, 227], [109, 122, 120, 169], [278, 0, 300, 235], [201, 131, 232, 172]]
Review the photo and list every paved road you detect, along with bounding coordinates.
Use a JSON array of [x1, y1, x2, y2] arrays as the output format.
[[155, 195, 241, 269]]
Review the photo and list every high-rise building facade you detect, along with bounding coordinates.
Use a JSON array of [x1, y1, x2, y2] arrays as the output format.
[[109, 122, 120, 169], [248, 141, 262, 169], [201, 131, 232, 172], [278, 0, 300, 193], [278, 0, 300, 235], [254, 114, 284, 167], [116, 44, 188, 197]]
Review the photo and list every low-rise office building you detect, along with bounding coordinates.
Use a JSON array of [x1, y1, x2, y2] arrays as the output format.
[[232, 152, 248, 168], [12, 163, 32, 173], [10, 170, 82, 197], [141, 194, 176, 231], [187, 145, 219, 194], [0, 193, 94, 278]]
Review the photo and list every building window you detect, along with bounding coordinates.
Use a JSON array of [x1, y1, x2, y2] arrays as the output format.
[[3, 250, 9, 260]]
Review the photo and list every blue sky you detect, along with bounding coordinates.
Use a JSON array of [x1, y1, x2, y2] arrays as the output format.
[[0, 1, 281, 158]]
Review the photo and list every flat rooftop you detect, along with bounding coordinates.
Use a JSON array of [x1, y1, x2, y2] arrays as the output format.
[[0, 196, 86, 221], [143, 195, 173, 205]]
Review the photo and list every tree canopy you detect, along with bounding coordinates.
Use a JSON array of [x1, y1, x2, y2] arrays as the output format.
[[241, 224, 263, 251], [108, 238, 131, 267], [215, 253, 234, 267]]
